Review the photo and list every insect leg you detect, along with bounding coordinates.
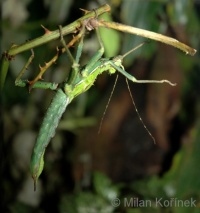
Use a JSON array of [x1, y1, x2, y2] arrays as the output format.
[[15, 49, 58, 91], [15, 49, 34, 87], [59, 25, 86, 84], [81, 27, 105, 76], [110, 62, 176, 86], [75, 26, 86, 64], [28, 29, 84, 88], [59, 25, 76, 65]]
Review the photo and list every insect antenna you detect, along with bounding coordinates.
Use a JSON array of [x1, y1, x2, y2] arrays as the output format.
[[121, 41, 148, 59], [98, 75, 119, 134], [126, 78, 156, 144], [98, 42, 148, 135]]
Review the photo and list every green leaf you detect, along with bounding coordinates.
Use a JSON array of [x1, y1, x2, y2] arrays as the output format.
[[99, 13, 120, 57]]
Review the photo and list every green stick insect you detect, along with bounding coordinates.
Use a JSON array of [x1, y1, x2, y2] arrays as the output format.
[[28, 23, 177, 190], [9, 8, 196, 190]]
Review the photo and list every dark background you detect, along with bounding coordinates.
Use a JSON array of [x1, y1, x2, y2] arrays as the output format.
[[2, 0, 200, 212]]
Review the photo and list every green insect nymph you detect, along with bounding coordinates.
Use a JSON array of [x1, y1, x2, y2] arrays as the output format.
[[30, 27, 176, 190]]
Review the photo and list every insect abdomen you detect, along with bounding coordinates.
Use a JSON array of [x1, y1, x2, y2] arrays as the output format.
[[30, 89, 70, 187]]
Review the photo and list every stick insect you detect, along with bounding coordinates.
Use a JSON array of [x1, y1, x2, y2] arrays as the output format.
[[9, 7, 196, 191], [28, 22, 178, 190]]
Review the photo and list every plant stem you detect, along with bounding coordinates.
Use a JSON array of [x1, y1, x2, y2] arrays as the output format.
[[7, 4, 110, 56], [0, 4, 110, 92], [95, 20, 197, 56]]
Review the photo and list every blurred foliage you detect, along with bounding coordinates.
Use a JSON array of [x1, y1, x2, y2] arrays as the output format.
[[2, 0, 200, 213], [59, 172, 120, 213], [129, 121, 200, 213]]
